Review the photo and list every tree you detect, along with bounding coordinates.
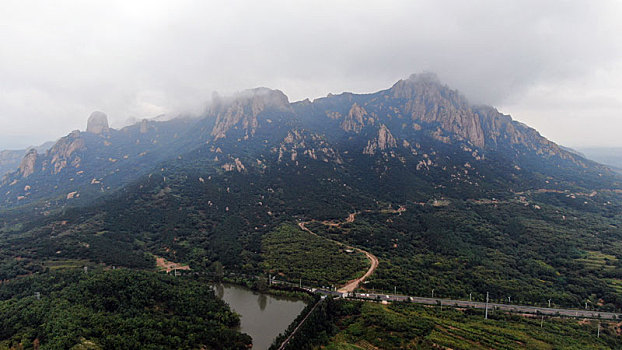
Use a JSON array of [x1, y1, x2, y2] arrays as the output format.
[[211, 261, 224, 281]]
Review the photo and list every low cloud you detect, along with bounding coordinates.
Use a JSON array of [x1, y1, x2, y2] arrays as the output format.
[[1, 0, 621, 148]]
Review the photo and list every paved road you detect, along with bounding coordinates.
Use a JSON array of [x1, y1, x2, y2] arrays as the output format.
[[352, 292, 622, 320]]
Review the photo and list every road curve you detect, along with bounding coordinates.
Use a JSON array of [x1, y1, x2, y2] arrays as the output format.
[[298, 220, 378, 293]]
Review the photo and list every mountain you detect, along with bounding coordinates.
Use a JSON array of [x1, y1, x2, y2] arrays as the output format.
[[2, 74, 616, 211], [0, 112, 205, 208], [0, 141, 54, 177], [1, 73, 621, 312], [581, 147, 622, 170]]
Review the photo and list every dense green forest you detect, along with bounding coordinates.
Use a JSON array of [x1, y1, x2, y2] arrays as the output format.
[[0, 269, 251, 349], [279, 298, 621, 349]]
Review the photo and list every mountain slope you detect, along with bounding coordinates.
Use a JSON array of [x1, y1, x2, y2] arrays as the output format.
[[0, 142, 54, 177], [1, 74, 622, 311], [0, 113, 206, 209], [2, 74, 617, 212]]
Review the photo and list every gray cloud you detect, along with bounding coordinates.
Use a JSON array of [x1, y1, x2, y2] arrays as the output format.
[[1, 0, 621, 149]]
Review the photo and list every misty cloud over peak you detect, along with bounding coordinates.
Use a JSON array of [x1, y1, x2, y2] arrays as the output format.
[[1, 0, 621, 149]]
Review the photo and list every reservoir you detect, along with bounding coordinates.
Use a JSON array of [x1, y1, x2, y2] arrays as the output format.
[[213, 283, 307, 349]]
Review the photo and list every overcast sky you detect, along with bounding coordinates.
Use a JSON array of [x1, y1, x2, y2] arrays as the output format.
[[1, 0, 621, 150]]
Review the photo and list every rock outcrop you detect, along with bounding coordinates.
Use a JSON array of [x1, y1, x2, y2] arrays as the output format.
[[341, 103, 373, 133], [210, 88, 291, 140], [363, 125, 397, 155], [87, 111, 110, 134], [18, 149, 38, 177], [474, 105, 570, 160], [47, 130, 85, 174], [275, 129, 342, 164]]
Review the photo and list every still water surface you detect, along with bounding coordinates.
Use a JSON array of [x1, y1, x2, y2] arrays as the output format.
[[213, 283, 307, 349]]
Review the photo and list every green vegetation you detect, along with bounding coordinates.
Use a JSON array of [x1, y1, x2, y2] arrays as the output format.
[[262, 224, 368, 287], [576, 251, 618, 271], [281, 299, 621, 349], [308, 195, 622, 310], [43, 259, 92, 271], [269, 294, 323, 349], [0, 269, 251, 349]]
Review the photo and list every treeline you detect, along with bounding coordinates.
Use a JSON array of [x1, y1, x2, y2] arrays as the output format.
[[0, 269, 251, 349]]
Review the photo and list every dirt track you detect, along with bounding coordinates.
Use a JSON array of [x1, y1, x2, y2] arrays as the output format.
[[298, 214, 379, 293]]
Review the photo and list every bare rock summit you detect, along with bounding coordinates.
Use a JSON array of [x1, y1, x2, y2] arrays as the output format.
[[87, 111, 110, 134]]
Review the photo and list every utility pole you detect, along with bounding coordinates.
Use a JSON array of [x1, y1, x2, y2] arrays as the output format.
[[540, 315, 544, 328], [469, 293, 472, 302], [508, 296, 511, 303], [548, 299, 551, 308], [485, 292, 489, 319], [432, 289, 435, 298], [299, 278, 302, 288], [598, 323, 601, 338], [394, 286, 397, 295]]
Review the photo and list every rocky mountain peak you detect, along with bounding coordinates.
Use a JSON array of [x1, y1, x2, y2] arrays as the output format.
[[87, 111, 110, 134], [210, 88, 291, 140], [389, 73, 445, 99], [386, 74, 485, 148]]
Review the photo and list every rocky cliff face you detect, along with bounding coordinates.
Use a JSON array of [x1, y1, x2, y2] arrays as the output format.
[[388, 73, 486, 148], [474, 105, 574, 161], [46, 130, 86, 174], [209, 88, 291, 140], [18, 149, 38, 178]]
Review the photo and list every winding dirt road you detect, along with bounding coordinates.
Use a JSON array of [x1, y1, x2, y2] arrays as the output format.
[[298, 215, 379, 294]]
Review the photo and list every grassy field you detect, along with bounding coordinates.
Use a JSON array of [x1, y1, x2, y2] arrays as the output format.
[[43, 259, 92, 271], [320, 301, 621, 350], [576, 251, 618, 271], [262, 223, 368, 287]]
